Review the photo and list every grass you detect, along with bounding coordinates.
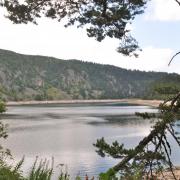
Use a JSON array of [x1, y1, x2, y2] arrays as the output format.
[[0, 157, 92, 180]]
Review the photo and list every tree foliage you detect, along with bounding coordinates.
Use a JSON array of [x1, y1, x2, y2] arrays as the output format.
[[0, 0, 149, 56], [0, 0, 180, 56], [0, 101, 6, 114], [94, 91, 180, 179]]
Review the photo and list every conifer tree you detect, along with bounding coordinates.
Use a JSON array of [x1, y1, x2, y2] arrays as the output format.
[[94, 89, 180, 179]]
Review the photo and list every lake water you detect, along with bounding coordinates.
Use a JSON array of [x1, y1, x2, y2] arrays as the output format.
[[1, 103, 179, 179]]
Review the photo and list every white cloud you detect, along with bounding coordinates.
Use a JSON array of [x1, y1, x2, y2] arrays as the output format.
[[88, 46, 176, 74], [145, 0, 180, 21], [0, 10, 179, 74], [133, 47, 174, 72]]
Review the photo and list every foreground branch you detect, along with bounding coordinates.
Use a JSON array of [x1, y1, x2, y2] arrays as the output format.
[[112, 120, 167, 172], [95, 92, 180, 179]]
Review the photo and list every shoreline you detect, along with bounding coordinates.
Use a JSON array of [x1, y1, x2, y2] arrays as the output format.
[[6, 99, 163, 107]]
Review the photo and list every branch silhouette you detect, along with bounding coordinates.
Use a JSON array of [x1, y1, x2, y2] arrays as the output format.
[[168, 51, 180, 66], [175, 0, 180, 6]]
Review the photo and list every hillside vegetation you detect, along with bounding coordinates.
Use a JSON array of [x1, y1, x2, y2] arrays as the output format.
[[0, 49, 179, 101]]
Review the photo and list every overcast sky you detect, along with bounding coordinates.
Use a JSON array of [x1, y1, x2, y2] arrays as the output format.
[[0, 0, 180, 74]]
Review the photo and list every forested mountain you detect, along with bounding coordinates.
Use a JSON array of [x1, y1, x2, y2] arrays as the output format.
[[0, 49, 179, 101]]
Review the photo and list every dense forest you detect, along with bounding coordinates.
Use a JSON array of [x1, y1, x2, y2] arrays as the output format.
[[0, 49, 179, 101]]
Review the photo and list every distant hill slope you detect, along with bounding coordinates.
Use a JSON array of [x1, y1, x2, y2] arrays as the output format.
[[0, 49, 179, 101]]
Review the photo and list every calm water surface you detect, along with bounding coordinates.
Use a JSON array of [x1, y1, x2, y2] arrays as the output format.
[[1, 103, 179, 179]]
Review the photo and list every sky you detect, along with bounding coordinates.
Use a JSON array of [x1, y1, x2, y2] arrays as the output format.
[[0, 0, 180, 74]]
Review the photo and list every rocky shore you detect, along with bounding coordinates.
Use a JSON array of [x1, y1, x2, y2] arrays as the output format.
[[6, 99, 163, 107]]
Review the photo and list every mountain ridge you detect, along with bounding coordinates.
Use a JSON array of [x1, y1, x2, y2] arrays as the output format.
[[0, 49, 179, 101]]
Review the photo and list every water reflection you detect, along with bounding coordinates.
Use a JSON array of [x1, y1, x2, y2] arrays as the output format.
[[1, 103, 179, 178]]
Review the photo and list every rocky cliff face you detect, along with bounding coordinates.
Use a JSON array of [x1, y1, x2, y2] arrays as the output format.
[[0, 49, 179, 101]]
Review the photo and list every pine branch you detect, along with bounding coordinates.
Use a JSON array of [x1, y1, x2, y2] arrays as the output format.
[[161, 138, 177, 180], [111, 122, 166, 172], [167, 126, 180, 146], [96, 92, 180, 179]]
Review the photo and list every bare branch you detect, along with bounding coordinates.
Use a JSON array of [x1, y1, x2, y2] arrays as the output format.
[[161, 138, 177, 180], [167, 126, 180, 146], [174, 0, 180, 6], [168, 51, 180, 66]]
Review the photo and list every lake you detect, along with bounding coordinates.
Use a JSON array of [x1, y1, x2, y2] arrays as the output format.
[[1, 102, 179, 179]]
